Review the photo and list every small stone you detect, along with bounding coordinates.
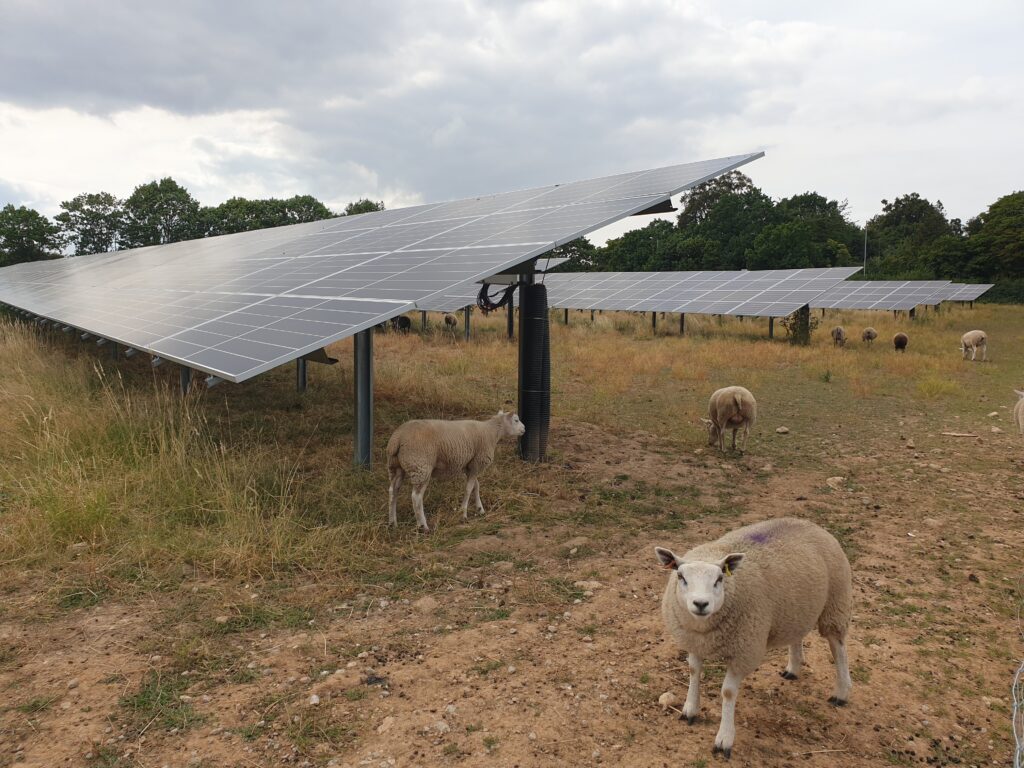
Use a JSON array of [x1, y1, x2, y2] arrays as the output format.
[[658, 691, 680, 710], [445, 704, 457, 715], [432, 720, 451, 734], [825, 476, 845, 490], [67, 679, 80, 689], [906, 440, 915, 449], [988, 411, 999, 418], [991, 426, 1003, 434], [968, 573, 980, 583], [376, 716, 396, 734], [564, 536, 589, 549], [573, 580, 602, 590], [214, 616, 230, 624], [528, 732, 538, 741], [308, 695, 320, 706], [775, 426, 790, 434]]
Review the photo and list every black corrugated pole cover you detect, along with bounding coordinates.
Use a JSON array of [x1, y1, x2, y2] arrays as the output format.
[[518, 283, 550, 461]]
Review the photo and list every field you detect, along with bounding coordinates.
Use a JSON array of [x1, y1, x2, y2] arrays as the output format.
[[0, 303, 1020, 768]]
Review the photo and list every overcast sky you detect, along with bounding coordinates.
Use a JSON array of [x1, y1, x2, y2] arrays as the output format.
[[1, 0, 1021, 243]]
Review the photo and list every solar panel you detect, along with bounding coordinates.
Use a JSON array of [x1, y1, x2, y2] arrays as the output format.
[[810, 280, 951, 310], [500, 268, 862, 317], [0, 152, 763, 382], [943, 283, 993, 302]]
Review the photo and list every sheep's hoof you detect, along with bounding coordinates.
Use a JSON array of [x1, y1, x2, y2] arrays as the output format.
[[780, 670, 798, 680], [417, 526, 431, 535], [712, 744, 732, 760], [827, 696, 847, 707], [680, 713, 698, 725]]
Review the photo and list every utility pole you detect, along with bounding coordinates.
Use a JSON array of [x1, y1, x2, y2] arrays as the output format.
[[863, 227, 867, 274]]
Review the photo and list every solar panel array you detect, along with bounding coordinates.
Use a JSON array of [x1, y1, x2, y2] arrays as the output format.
[[422, 268, 862, 317], [943, 283, 994, 301], [810, 280, 952, 310], [0, 152, 762, 382]]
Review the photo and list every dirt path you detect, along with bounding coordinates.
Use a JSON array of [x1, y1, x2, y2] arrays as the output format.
[[0, 417, 1019, 767]]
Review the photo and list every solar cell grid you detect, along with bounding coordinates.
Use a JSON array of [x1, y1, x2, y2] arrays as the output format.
[[0, 152, 763, 381], [811, 280, 951, 310]]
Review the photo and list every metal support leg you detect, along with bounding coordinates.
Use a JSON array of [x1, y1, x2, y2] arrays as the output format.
[[507, 301, 515, 340], [590, 309, 595, 322], [463, 306, 471, 341], [768, 317, 774, 339], [651, 312, 657, 332], [564, 308, 569, 325], [296, 358, 307, 393], [421, 310, 428, 331], [909, 306, 916, 320], [179, 366, 191, 396], [679, 313, 685, 335], [518, 274, 549, 462], [353, 329, 373, 467], [111, 342, 119, 360]]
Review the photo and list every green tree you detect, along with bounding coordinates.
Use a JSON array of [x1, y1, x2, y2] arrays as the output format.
[[344, 198, 385, 216], [547, 237, 597, 271], [54, 192, 124, 255], [0, 204, 61, 267], [281, 194, 334, 223], [677, 171, 757, 229], [122, 178, 202, 247], [202, 194, 335, 236]]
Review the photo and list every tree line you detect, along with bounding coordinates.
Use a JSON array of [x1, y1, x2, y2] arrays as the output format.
[[552, 172, 1023, 302], [0, 177, 383, 267]]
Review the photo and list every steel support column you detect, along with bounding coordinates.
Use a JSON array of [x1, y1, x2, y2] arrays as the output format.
[[651, 312, 657, 332], [179, 366, 191, 396], [296, 358, 307, 392], [679, 313, 685, 335], [518, 271, 549, 462], [768, 316, 774, 339], [463, 306, 471, 341], [111, 342, 119, 360], [564, 308, 569, 325], [590, 309, 595, 322], [353, 329, 374, 467], [507, 301, 515, 340], [421, 310, 428, 331]]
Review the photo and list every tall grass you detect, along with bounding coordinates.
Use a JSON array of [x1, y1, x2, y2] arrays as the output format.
[[0, 302, 1016, 595]]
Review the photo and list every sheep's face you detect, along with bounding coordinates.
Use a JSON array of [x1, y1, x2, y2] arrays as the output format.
[[497, 410, 526, 438], [655, 548, 744, 619], [700, 417, 720, 446]]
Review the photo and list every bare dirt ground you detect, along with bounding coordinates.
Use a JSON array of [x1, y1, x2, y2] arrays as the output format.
[[1, 411, 1019, 767]]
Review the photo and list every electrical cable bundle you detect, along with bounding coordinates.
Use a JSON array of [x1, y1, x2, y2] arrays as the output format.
[[476, 283, 516, 315]]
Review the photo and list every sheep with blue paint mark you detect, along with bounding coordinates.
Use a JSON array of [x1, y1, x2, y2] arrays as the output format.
[[655, 517, 853, 759]]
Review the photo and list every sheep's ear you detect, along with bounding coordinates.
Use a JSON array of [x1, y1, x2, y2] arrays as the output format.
[[1015, 390, 1024, 398], [655, 547, 679, 570], [718, 553, 744, 576]]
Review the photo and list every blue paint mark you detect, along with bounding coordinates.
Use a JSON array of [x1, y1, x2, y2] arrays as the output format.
[[747, 531, 771, 544]]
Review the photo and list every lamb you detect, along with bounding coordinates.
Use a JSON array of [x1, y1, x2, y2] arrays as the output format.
[[390, 315, 412, 333], [444, 313, 458, 331], [830, 326, 846, 347], [386, 410, 526, 532], [1014, 390, 1024, 435], [861, 327, 878, 344], [960, 330, 987, 362], [893, 332, 908, 352], [700, 386, 756, 453], [655, 517, 853, 758]]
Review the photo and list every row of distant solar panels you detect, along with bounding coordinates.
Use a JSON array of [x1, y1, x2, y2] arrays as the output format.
[[421, 275, 992, 315]]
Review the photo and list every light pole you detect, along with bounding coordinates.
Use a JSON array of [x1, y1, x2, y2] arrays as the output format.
[[863, 226, 868, 274]]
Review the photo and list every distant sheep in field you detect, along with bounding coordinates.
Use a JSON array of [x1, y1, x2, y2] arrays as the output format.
[[893, 332, 908, 352], [390, 316, 412, 333], [830, 326, 846, 347], [1014, 390, 1024, 435], [386, 410, 525, 532], [701, 386, 756, 452], [444, 313, 458, 331], [861, 327, 877, 344], [655, 517, 853, 759], [960, 330, 987, 362]]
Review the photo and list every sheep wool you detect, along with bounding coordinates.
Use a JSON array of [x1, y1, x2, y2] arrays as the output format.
[[702, 386, 756, 453], [960, 330, 987, 362], [1014, 390, 1024, 435], [656, 517, 852, 758]]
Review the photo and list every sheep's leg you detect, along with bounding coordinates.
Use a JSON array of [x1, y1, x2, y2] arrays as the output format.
[[712, 667, 745, 759], [731, 428, 737, 451], [681, 653, 702, 724], [826, 634, 852, 706], [460, 476, 474, 521], [472, 478, 485, 515], [781, 640, 803, 679], [741, 423, 750, 452], [411, 480, 431, 532], [981, 346, 987, 362], [388, 468, 404, 526]]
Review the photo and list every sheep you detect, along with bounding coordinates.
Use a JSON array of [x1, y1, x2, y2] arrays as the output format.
[[700, 386, 756, 453], [386, 410, 526, 532], [960, 330, 987, 362], [390, 315, 412, 333], [655, 517, 853, 758], [444, 313, 458, 331], [830, 326, 846, 347], [1014, 390, 1024, 435], [893, 332, 908, 352], [861, 327, 877, 344]]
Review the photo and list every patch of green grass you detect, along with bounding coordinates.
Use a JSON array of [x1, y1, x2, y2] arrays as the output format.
[[286, 708, 356, 750], [543, 578, 586, 604], [86, 746, 138, 767], [443, 742, 467, 757], [120, 669, 203, 735], [57, 584, 107, 610], [477, 607, 511, 622], [344, 687, 366, 701], [465, 722, 483, 733], [205, 603, 314, 635], [472, 659, 503, 676], [15, 695, 58, 714], [483, 735, 499, 751]]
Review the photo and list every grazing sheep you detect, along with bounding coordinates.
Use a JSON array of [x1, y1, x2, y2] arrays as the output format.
[[1014, 390, 1024, 435], [701, 386, 756, 453], [387, 410, 526, 532], [390, 315, 412, 333], [655, 517, 853, 758], [861, 327, 878, 344], [960, 330, 987, 362], [893, 332, 908, 352], [830, 326, 847, 347], [444, 313, 458, 331]]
